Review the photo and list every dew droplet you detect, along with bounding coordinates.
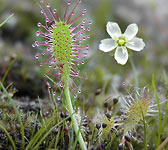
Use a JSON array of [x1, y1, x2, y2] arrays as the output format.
[[87, 35, 90, 39], [83, 9, 87, 13], [67, 1, 71, 5], [74, 95, 77, 99], [57, 96, 61, 100], [35, 54, 39, 59], [83, 37, 86, 40], [41, 9, 44, 14], [81, 61, 85, 64], [35, 41, 39, 46], [71, 11, 74, 16], [46, 18, 49, 23], [36, 31, 40, 36], [78, 0, 82, 3], [47, 3, 50, 8], [87, 27, 91, 31], [88, 21, 92, 25], [37, 22, 42, 27], [81, 24, 84, 29], [53, 9, 57, 14], [73, 38, 76, 41], [78, 90, 81, 93]]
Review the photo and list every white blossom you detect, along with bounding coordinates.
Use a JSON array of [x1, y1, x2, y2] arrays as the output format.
[[99, 22, 145, 65]]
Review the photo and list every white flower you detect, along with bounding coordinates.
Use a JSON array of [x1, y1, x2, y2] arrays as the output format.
[[99, 22, 145, 65]]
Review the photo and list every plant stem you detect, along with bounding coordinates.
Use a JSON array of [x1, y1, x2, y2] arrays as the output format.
[[129, 58, 139, 88], [64, 83, 87, 150]]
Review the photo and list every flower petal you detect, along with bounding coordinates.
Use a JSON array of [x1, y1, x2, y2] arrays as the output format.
[[106, 22, 121, 39], [99, 38, 117, 52], [124, 24, 138, 40], [127, 37, 145, 51], [114, 47, 128, 65]]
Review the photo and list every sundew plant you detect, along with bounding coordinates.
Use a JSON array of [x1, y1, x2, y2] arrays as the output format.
[[0, 0, 168, 150], [33, 0, 91, 149]]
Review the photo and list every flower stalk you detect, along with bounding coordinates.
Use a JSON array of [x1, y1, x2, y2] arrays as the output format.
[[64, 81, 87, 150]]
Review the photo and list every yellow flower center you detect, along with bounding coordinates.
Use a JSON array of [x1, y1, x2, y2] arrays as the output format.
[[117, 36, 126, 46]]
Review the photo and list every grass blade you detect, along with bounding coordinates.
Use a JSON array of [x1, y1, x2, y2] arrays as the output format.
[[0, 14, 14, 28], [25, 110, 57, 150], [152, 75, 162, 147], [32, 114, 73, 150], [0, 124, 16, 150], [2, 54, 19, 84], [0, 81, 25, 149], [156, 137, 168, 150], [162, 71, 168, 134]]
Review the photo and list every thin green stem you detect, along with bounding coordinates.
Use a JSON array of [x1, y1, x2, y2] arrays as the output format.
[[129, 57, 139, 88], [64, 82, 87, 150], [152, 75, 162, 147]]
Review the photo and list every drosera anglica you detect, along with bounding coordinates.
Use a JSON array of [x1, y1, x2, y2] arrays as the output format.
[[33, 0, 92, 100], [33, 0, 92, 149]]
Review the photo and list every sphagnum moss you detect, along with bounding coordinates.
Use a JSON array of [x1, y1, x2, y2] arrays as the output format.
[[33, 0, 91, 149]]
